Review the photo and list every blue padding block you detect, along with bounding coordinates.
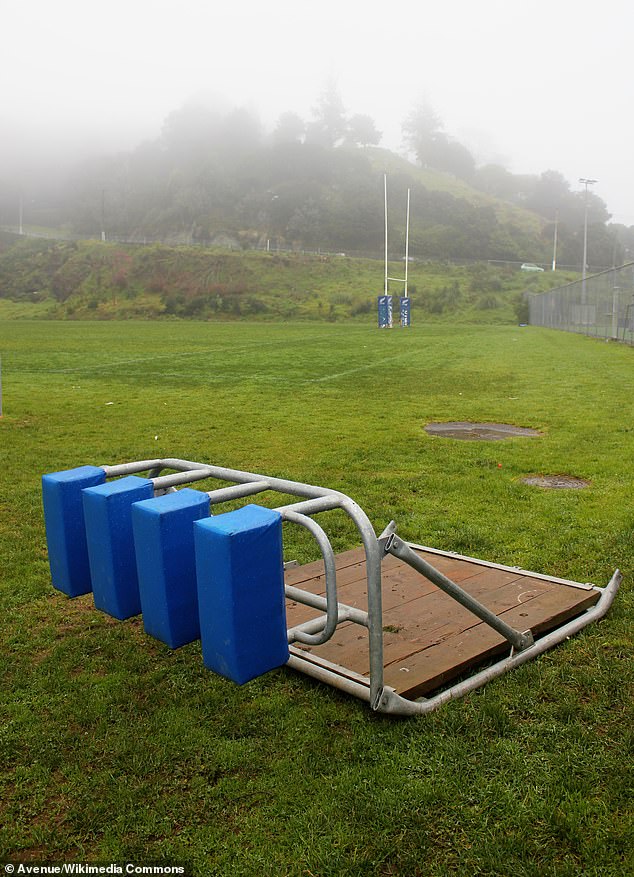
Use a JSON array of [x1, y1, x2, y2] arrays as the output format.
[[194, 504, 289, 685], [42, 465, 106, 597], [132, 489, 211, 649], [82, 476, 154, 620]]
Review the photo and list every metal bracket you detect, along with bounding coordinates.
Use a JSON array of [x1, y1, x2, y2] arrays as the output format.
[[377, 520, 397, 555]]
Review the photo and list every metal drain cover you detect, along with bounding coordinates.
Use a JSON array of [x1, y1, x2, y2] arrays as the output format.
[[520, 475, 589, 489], [424, 422, 541, 441]]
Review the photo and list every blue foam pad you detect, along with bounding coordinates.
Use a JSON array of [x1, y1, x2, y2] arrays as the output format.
[[194, 504, 289, 684], [82, 476, 154, 620], [42, 465, 106, 597], [132, 489, 211, 649]]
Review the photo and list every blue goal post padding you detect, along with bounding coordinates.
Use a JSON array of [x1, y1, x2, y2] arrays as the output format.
[[82, 475, 154, 620], [377, 294, 393, 328], [42, 465, 107, 597], [400, 296, 411, 327], [132, 488, 211, 649], [194, 504, 289, 685]]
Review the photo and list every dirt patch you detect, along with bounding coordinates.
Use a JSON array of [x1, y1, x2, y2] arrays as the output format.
[[520, 475, 590, 489], [425, 421, 541, 441]]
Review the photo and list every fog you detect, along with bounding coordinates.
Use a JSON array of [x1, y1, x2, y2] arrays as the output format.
[[3, 0, 633, 223]]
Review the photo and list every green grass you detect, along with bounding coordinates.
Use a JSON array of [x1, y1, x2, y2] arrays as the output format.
[[1, 320, 632, 875]]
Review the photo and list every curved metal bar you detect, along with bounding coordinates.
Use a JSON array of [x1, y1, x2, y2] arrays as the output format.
[[276, 493, 384, 707], [102, 458, 210, 477], [286, 604, 367, 643], [280, 510, 339, 646]]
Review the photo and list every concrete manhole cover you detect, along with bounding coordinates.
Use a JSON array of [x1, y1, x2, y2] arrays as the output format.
[[424, 422, 541, 441], [520, 475, 590, 489]]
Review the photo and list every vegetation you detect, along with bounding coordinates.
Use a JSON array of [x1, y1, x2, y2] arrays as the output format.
[[0, 233, 576, 323], [1, 319, 632, 874], [3, 90, 633, 267]]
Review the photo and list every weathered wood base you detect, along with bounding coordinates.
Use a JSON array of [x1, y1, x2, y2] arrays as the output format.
[[285, 546, 599, 700]]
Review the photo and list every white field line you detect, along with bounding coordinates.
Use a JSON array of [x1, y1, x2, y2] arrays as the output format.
[[21, 337, 321, 374], [21, 340, 418, 384], [151, 351, 419, 384], [300, 351, 418, 383]]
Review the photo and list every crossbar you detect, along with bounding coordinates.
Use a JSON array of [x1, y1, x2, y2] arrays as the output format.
[[384, 533, 534, 651]]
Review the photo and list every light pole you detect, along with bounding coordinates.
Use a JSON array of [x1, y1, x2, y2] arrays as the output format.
[[101, 189, 106, 242], [579, 177, 597, 304], [552, 210, 559, 271]]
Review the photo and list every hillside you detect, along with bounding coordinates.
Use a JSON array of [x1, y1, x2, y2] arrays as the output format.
[[364, 147, 547, 264], [0, 232, 575, 323], [3, 96, 629, 271], [8, 129, 560, 265]]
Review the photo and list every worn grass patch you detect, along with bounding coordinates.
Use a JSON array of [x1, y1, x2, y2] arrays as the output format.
[[1, 320, 632, 875]]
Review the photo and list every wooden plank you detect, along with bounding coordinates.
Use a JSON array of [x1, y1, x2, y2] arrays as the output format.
[[386, 587, 600, 698], [284, 547, 365, 587], [292, 625, 370, 674], [284, 546, 600, 700], [289, 572, 556, 679]]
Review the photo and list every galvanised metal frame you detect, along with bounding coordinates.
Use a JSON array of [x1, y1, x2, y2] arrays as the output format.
[[100, 458, 621, 716]]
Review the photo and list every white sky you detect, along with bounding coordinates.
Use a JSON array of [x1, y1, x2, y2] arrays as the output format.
[[3, 0, 633, 223]]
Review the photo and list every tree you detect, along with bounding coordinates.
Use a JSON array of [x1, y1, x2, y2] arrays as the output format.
[[346, 113, 381, 147], [401, 100, 444, 166], [306, 82, 347, 148], [272, 111, 305, 145], [286, 198, 322, 245], [435, 139, 475, 181], [220, 107, 263, 155], [525, 170, 574, 222], [161, 101, 223, 159], [401, 100, 474, 180]]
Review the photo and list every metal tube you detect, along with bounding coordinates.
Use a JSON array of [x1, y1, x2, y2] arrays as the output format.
[[280, 510, 339, 646], [274, 496, 341, 516], [386, 535, 534, 651], [286, 604, 366, 642], [287, 650, 372, 703], [206, 481, 271, 504], [102, 458, 213, 478], [152, 468, 249, 491], [285, 585, 369, 628]]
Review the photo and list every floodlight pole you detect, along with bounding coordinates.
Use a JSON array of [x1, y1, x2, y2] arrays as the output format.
[[101, 189, 106, 242], [552, 210, 558, 271], [579, 177, 597, 304]]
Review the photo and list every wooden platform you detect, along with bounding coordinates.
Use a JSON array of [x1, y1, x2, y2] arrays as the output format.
[[284, 546, 600, 700]]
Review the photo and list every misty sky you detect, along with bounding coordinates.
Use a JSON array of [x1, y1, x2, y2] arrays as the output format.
[[3, 0, 633, 224]]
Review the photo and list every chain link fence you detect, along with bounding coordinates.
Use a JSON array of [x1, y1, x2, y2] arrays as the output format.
[[529, 263, 634, 343]]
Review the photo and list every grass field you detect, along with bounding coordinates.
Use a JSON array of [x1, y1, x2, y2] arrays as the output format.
[[1, 319, 632, 876]]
